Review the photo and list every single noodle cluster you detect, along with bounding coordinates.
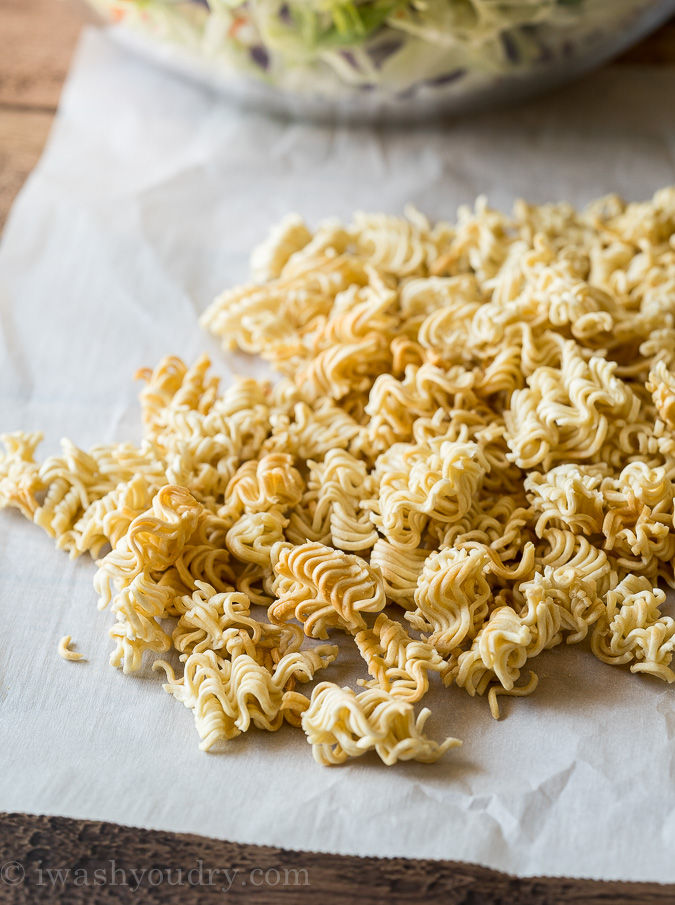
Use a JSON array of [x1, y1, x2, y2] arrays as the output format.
[[3, 188, 675, 765]]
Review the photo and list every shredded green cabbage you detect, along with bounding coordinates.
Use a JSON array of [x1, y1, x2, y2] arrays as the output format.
[[89, 0, 649, 96]]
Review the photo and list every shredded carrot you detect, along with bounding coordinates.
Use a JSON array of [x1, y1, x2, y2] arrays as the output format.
[[229, 17, 247, 38]]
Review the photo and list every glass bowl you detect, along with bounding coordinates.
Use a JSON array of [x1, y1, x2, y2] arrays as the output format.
[[87, 0, 675, 122]]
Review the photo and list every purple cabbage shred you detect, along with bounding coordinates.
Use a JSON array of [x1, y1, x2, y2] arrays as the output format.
[[250, 45, 270, 69], [426, 68, 466, 87]]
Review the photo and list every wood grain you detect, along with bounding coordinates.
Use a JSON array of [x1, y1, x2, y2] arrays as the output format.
[[0, 0, 97, 230], [618, 17, 675, 63], [0, 0, 97, 109], [0, 813, 673, 904]]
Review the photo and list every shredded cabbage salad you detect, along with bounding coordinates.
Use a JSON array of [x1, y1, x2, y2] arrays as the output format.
[[90, 0, 652, 96]]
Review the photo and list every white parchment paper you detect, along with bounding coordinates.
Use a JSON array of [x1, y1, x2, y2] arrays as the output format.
[[1, 27, 675, 882]]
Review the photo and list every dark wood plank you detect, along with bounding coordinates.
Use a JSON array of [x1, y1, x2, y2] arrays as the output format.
[[0, 812, 673, 904], [617, 17, 675, 63]]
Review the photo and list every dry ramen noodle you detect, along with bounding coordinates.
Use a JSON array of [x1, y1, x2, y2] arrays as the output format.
[[3, 188, 675, 765], [58, 635, 85, 662]]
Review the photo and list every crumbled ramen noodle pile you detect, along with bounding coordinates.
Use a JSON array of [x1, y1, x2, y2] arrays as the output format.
[[3, 188, 675, 766]]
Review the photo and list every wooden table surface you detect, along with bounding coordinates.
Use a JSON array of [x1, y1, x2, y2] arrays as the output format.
[[2, 3, 675, 902], [1, 0, 675, 232]]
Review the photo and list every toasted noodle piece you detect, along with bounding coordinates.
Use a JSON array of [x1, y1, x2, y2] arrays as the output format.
[[453, 589, 562, 698], [58, 635, 85, 662], [200, 257, 372, 373], [154, 646, 336, 751], [35, 440, 167, 551], [172, 580, 304, 667], [69, 474, 157, 559], [317, 448, 378, 553], [365, 363, 478, 453], [270, 541, 386, 638], [354, 614, 444, 702], [504, 342, 641, 472], [0, 432, 166, 553], [591, 575, 675, 682], [223, 454, 304, 519], [250, 213, 313, 283], [525, 464, 608, 537], [137, 355, 212, 440], [535, 530, 616, 600], [262, 398, 367, 462], [600, 462, 675, 576], [94, 485, 203, 608], [369, 538, 430, 610], [93, 486, 203, 673], [7, 188, 675, 763], [488, 671, 539, 720], [516, 568, 605, 645], [409, 542, 536, 656], [172, 581, 262, 656], [0, 431, 44, 519], [226, 509, 289, 567], [172, 541, 236, 594], [108, 572, 175, 673], [285, 458, 332, 546], [647, 361, 675, 431], [365, 439, 488, 549], [301, 682, 460, 766]]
